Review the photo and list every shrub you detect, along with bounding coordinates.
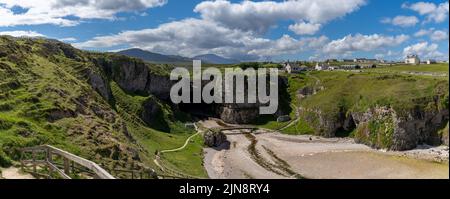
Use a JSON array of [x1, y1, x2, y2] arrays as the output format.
[[0, 149, 12, 167], [0, 103, 13, 112], [0, 118, 13, 130], [238, 62, 261, 70]]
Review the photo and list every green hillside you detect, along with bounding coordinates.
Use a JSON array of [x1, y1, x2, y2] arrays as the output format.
[[268, 65, 449, 149], [0, 36, 206, 177]]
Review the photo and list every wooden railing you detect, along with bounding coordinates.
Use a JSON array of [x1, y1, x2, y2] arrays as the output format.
[[112, 168, 160, 179], [20, 145, 115, 179]]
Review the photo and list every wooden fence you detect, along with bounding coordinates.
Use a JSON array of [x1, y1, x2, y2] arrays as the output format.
[[20, 145, 115, 179]]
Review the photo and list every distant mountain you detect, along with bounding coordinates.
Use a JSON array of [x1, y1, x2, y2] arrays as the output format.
[[117, 49, 240, 65], [192, 54, 240, 64], [117, 48, 191, 63]]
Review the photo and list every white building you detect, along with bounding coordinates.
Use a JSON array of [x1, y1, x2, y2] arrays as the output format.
[[354, 58, 378, 63], [315, 63, 325, 71], [284, 62, 303, 73], [426, 59, 436, 65], [405, 55, 420, 65]]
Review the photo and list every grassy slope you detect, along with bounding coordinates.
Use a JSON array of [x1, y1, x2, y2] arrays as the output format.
[[0, 37, 207, 177], [110, 82, 207, 177], [370, 63, 449, 74], [1, 39, 98, 166], [257, 64, 449, 136], [302, 68, 448, 115], [255, 73, 310, 131]]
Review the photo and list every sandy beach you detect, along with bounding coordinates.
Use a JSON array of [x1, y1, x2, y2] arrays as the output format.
[[201, 120, 449, 179]]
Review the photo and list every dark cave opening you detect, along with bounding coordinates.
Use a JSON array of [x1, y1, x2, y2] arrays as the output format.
[[336, 115, 357, 138]]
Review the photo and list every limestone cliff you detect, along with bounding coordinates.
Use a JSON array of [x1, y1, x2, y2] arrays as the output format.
[[300, 92, 449, 151]]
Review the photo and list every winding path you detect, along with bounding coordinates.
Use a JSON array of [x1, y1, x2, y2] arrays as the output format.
[[153, 123, 204, 179], [280, 73, 321, 132], [279, 104, 299, 131], [160, 131, 200, 153]]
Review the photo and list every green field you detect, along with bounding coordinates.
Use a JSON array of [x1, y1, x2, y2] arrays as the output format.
[[369, 63, 449, 75]]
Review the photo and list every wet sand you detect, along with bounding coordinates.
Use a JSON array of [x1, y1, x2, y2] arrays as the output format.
[[201, 120, 449, 179]]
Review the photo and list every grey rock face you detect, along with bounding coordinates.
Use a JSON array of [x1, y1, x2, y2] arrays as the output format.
[[88, 70, 113, 102], [92, 55, 175, 102], [203, 130, 227, 147], [391, 110, 446, 150], [218, 106, 259, 124], [307, 105, 449, 151], [146, 73, 174, 100], [140, 98, 162, 126], [111, 58, 149, 93], [301, 109, 343, 138], [214, 76, 289, 124]]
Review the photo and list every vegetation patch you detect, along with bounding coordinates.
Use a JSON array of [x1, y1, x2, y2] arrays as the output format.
[[354, 114, 395, 149]]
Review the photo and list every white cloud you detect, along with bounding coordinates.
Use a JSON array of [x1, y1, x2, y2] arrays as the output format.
[[322, 34, 409, 54], [402, 1, 449, 23], [374, 53, 384, 60], [59, 37, 77, 42], [0, 0, 167, 27], [288, 22, 322, 35], [381, 16, 419, 27], [430, 30, 449, 41], [0, 30, 45, 37], [248, 35, 329, 58], [194, 0, 366, 34], [74, 18, 328, 60], [403, 42, 446, 59], [414, 28, 449, 41], [414, 28, 434, 37], [373, 50, 401, 60], [0, 31, 81, 43]]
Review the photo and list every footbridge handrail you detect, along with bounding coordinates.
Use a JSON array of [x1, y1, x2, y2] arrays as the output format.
[[20, 145, 115, 179]]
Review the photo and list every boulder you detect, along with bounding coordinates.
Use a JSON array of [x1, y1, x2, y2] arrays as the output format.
[[277, 115, 291, 122], [203, 130, 227, 147], [46, 108, 77, 122]]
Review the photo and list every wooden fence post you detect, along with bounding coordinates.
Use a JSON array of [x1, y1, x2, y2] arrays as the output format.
[[32, 150, 37, 174], [46, 148, 53, 179], [46, 148, 52, 163], [20, 150, 24, 171], [71, 161, 75, 174], [64, 158, 70, 175]]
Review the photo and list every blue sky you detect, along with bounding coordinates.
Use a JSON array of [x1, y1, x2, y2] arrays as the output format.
[[0, 0, 448, 61]]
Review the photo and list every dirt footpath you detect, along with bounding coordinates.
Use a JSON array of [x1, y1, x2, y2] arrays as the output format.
[[0, 167, 35, 179]]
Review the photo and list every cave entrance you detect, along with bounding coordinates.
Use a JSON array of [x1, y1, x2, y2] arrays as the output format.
[[336, 115, 357, 138], [178, 102, 217, 120]]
